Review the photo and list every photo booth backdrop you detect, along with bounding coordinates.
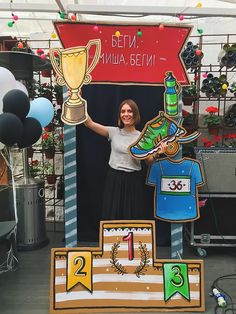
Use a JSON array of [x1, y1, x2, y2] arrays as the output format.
[[76, 83, 173, 244]]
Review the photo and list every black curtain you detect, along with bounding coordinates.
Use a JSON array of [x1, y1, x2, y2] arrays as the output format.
[[76, 84, 170, 244]]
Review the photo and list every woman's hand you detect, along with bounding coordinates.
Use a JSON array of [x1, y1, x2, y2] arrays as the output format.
[[145, 141, 168, 165], [158, 141, 168, 154]]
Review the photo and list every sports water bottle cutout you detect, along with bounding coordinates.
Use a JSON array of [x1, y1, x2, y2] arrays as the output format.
[[164, 71, 181, 117]]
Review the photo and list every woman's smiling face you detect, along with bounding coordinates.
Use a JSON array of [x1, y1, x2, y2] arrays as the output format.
[[120, 103, 134, 127]]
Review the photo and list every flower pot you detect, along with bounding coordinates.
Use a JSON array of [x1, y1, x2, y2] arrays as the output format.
[[44, 148, 55, 159], [41, 69, 51, 77], [46, 174, 57, 185], [208, 125, 220, 136], [44, 123, 53, 132], [182, 96, 197, 106]]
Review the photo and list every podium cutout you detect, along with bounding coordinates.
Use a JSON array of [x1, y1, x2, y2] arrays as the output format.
[[50, 221, 205, 313]]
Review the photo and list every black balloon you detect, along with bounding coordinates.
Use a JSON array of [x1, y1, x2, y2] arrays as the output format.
[[17, 117, 42, 148], [3, 89, 30, 120], [0, 112, 23, 146]]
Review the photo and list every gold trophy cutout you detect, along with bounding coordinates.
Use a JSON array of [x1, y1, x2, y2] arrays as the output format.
[[50, 39, 101, 125]]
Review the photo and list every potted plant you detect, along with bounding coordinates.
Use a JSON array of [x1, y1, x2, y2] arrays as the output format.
[[223, 103, 236, 127], [11, 40, 33, 53], [44, 160, 56, 184], [29, 159, 42, 178], [223, 133, 236, 148], [36, 82, 55, 101], [54, 128, 64, 152], [203, 106, 221, 135], [201, 135, 222, 148], [41, 131, 55, 159], [182, 82, 197, 106]]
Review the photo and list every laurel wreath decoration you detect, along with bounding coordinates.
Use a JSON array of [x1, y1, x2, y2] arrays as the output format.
[[110, 240, 150, 277], [134, 241, 150, 278], [110, 242, 127, 275]]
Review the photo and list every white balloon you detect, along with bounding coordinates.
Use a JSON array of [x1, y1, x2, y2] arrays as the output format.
[[0, 67, 16, 98], [15, 81, 29, 97]]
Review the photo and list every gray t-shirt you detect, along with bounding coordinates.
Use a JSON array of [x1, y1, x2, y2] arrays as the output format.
[[107, 127, 141, 172]]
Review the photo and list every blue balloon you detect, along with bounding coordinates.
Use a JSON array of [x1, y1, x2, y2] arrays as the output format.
[[27, 97, 54, 127]]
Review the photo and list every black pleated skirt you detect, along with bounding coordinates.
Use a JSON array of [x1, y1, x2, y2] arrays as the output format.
[[101, 167, 145, 220]]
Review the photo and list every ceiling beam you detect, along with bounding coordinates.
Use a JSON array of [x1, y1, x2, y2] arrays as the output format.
[[54, 0, 66, 13], [0, 3, 235, 18], [67, 4, 236, 18], [0, 3, 59, 13]]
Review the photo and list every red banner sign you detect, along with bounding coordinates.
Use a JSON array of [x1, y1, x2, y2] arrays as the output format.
[[54, 22, 192, 86]]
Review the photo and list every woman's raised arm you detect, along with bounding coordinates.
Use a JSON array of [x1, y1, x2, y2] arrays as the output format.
[[84, 115, 109, 137]]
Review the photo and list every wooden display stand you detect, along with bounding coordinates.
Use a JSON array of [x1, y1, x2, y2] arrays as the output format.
[[50, 221, 205, 313]]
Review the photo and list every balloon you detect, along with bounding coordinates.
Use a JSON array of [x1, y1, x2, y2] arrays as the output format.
[[17, 117, 42, 148], [0, 67, 16, 98], [0, 112, 23, 146], [27, 97, 54, 128], [15, 81, 29, 97], [3, 89, 30, 120]]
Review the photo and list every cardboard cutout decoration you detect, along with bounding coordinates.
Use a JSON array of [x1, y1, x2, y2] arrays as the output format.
[[164, 71, 181, 117], [54, 22, 192, 85], [49, 39, 101, 125], [50, 221, 205, 313], [147, 158, 205, 222], [129, 111, 200, 159]]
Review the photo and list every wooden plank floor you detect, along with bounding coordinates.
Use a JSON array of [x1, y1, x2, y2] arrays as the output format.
[[0, 230, 236, 314]]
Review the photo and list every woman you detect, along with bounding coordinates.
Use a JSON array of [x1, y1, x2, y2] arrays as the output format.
[[84, 99, 166, 220]]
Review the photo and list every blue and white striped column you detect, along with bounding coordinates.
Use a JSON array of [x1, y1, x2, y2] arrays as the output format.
[[170, 92, 183, 260], [64, 124, 77, 247], [171, 223, 183, 259]]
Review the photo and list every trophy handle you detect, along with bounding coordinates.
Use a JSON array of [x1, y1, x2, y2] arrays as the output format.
[[84, 39, 101, 84], [49, 48, 65, 85]]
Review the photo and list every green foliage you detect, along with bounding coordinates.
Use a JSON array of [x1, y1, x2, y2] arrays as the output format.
[[203, 114, 221, 126], [44, 161, 54, 175], [182, 82, 197, 97]]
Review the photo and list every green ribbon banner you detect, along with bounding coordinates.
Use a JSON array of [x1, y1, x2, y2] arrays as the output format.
[[163, 263, 190, 302]]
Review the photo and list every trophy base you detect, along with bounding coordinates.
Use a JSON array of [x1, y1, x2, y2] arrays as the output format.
[[61, 101, 87, 125]]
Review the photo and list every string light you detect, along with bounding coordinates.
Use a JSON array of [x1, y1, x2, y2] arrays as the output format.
[[159, 24, 164, 31], [137, 29, 142, 37], [197, 28, 204, 34], [12, 13, 18, 21], [70, 13, 76, 21], [7, 21, 14, 27], [93, 25, 99, 32], [59, 11, 66, 19], [202, 72, 208, 78], [196, 2, 203, 8], [178, 15, 184, 21], [115, 30, 121, 37], [51, 32, 57, 39], [196, 49, 202, 56]]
